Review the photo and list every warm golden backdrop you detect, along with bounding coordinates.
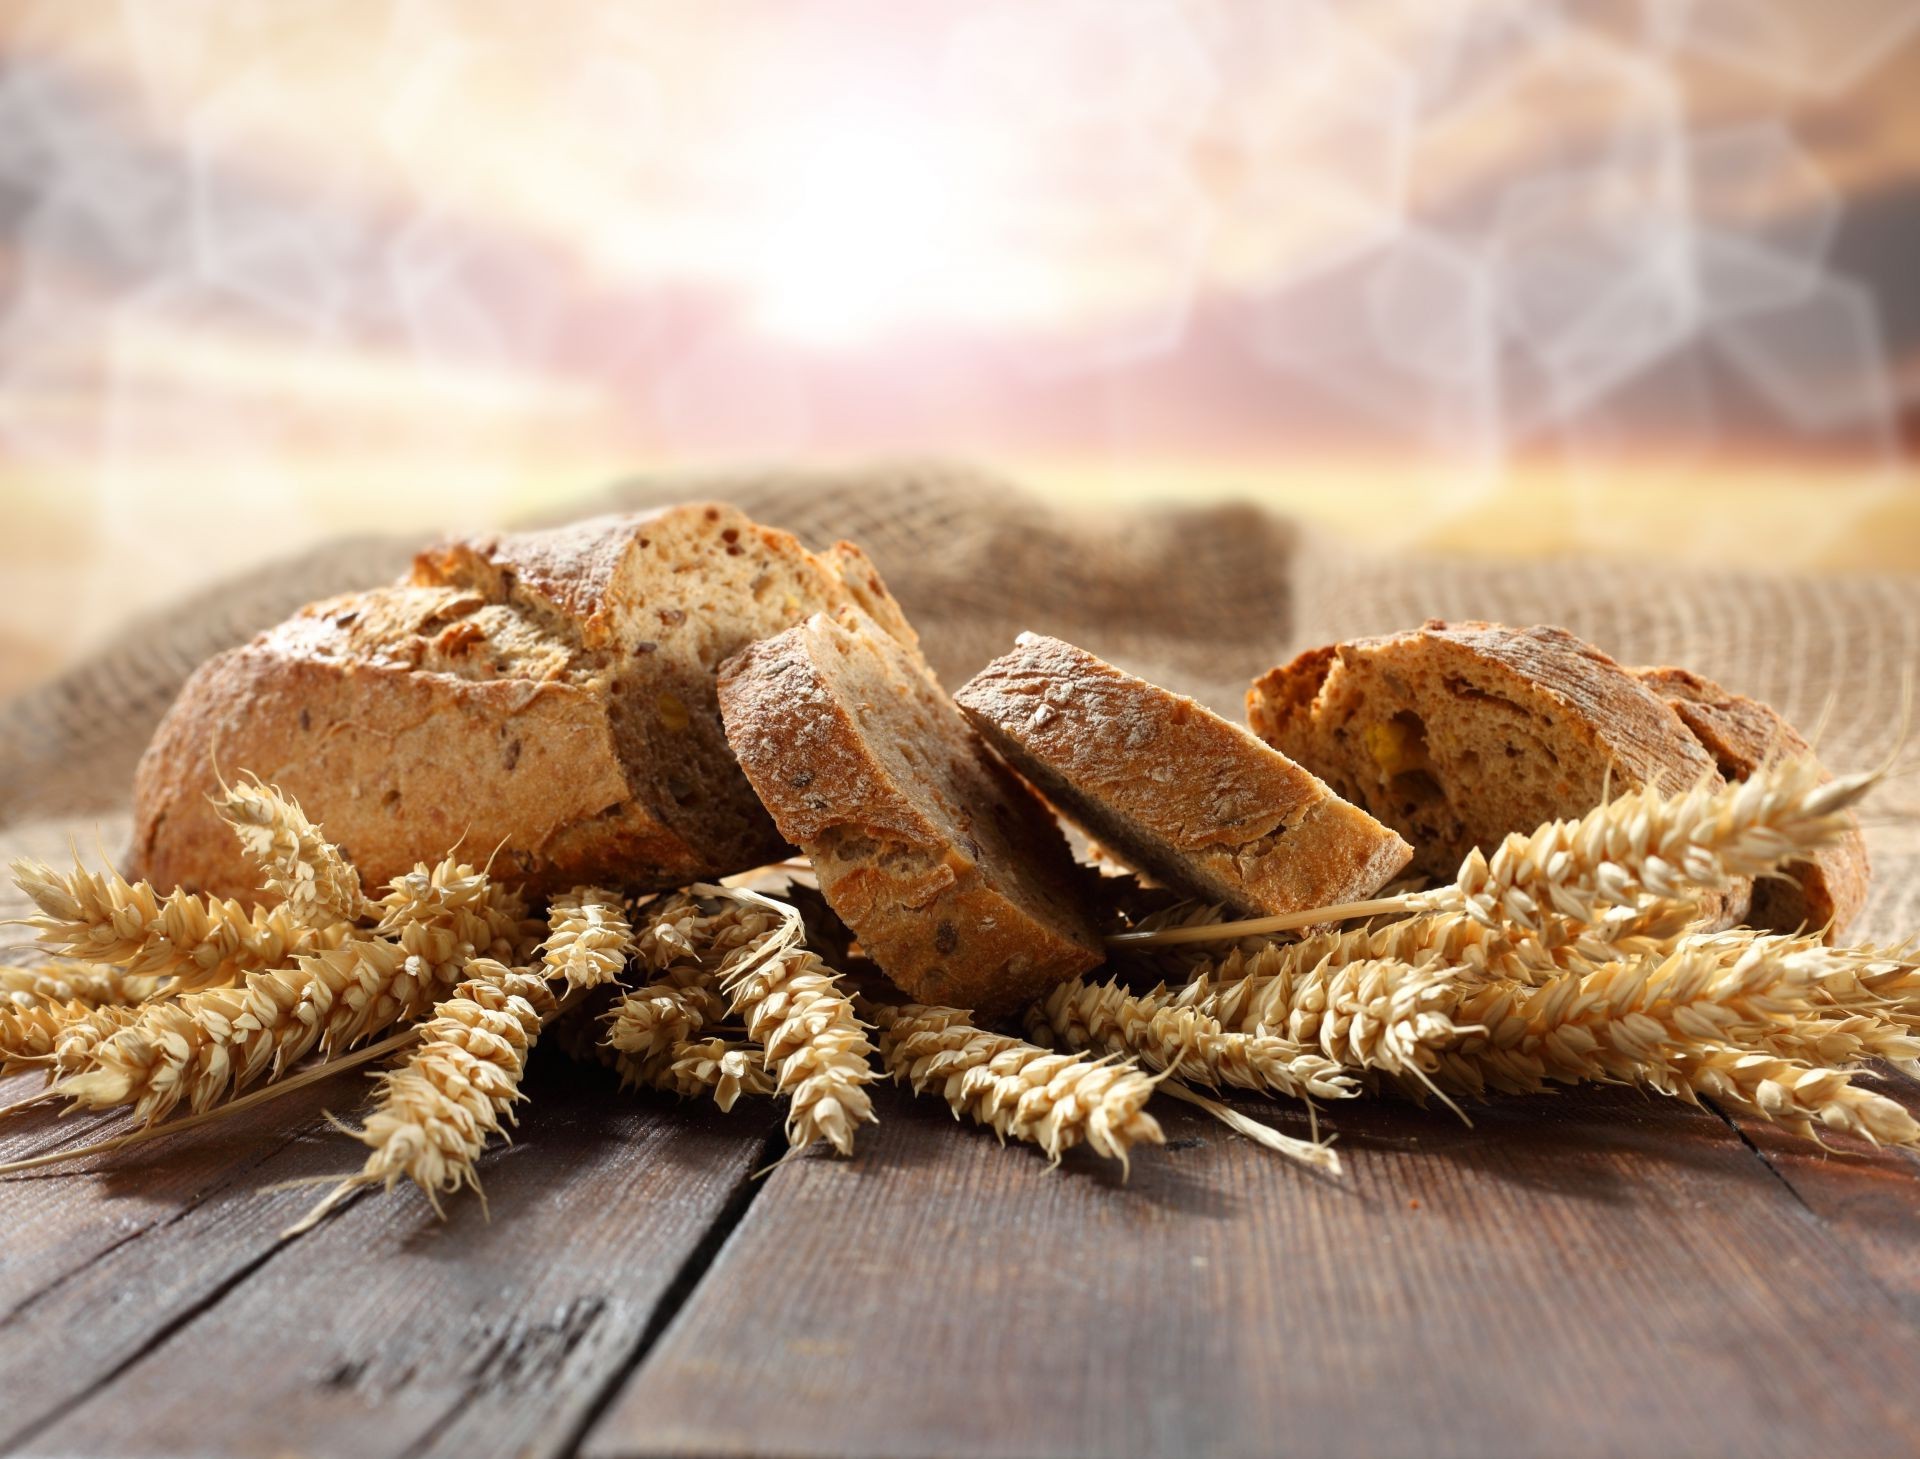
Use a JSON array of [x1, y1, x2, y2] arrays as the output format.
[[3, 1, 1919, 693]]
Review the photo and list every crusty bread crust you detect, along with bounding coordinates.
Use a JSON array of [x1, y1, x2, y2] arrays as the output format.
[[1247, 621, 1743, 921], [133, 504, 915, 901], [1633, 666, 1869, 939], [955, 633, 1410, 916], [718, 611, 1104, 1019]]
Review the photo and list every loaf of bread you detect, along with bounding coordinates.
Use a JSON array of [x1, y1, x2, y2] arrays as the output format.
[[1632, 665, 1868, 939], [133, 504, 918, 901], [717, 609, 1105, 1018], [1245, 622, 1743, 918], [954, 633, 1411, 916]]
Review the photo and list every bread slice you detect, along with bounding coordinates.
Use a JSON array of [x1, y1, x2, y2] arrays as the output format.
[[1246, 622, 1738, 912], [134, 504, 918, 901], [717, 610, 1104, 1018], [954, 633, 1411, 917], [1633, 666, 1868, 939]]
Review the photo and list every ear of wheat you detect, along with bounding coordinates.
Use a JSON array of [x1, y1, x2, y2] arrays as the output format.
[[0, 961, 157, 1010], [871, 1001, 1163, 1171], [1029, 977, 1361, 1102], [2, 1000, 142, 1076], [541, 886, 633, 991], [214, 774, 364, 927], [698, 886, 877, 1156], [54, 923, 471, 1126], [1652, 1045, 1920, 1148], [603, 981, 729, 1062], [12, 857, 339, 990], [290, 959, 557, 1230], [643, 1036, 777, 1110]]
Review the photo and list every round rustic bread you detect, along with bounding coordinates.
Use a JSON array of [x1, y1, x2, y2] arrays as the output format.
[[1245, 621, 1741, 917], [132, 503, 917, 900], [717, 609, 1105, 1019]]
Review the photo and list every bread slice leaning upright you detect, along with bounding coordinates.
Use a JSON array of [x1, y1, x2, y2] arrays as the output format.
[[1246, 621, 1744, 919], [717, 609, 1105, 1018], [955, 634, 1411, 916]]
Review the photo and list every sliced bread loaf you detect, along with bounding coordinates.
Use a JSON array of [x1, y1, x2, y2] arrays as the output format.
[[717, 610, 1104, 1018], [1246, 622, 1738, 911], [1633, 665, 1869, 939], [134, 503, 917, 900], [954, 633, 1411, 916]]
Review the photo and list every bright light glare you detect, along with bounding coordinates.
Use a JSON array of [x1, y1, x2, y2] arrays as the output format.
[[750, 125, 963, 346]]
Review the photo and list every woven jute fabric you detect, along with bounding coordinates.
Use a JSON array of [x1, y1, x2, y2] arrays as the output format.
[[2, 462, 1915, 941]]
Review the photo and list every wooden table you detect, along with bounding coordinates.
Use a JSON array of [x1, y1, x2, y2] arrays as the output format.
[[3, 1051, 1917, 1459]]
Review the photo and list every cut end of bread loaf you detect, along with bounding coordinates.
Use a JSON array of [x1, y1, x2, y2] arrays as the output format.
[[718, 611, 1104, 1019], [1631, 665, 1869, 940], [955, 633, 1410, 917], [1247, 621, 1738, 911], [133, 503, 915, 901]]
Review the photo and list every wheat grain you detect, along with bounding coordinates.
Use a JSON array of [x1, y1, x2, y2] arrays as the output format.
[[214, 774, 364, 926], [293, 959, 557, 1227], [1028, 978, 1360, 1101], [872, 1001, 1164, 1170], [0, 961, 156, 1010], [540, 886, 632, 991], [11, 856, 340, 990]]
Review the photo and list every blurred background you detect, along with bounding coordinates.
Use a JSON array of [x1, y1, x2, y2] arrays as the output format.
[[3, 0, 1919, 695]]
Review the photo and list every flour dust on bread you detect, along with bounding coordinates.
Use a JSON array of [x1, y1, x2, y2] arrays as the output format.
[[134, 504, 916, 901], [717, 609, 1104, 1020], [955, 633, 1410, 917], [1632, 665, 1869, 940], [1246, 620, 1747, 921]]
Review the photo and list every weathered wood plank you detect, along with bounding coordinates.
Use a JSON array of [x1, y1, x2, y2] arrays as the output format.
[[1716, 1071, 1920, 1325], [586, 1082, 1920, 1459], [5, 1057, 776, 1459]]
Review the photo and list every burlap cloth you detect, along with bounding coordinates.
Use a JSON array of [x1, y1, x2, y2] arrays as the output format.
[[3, 463, 1916, 941]]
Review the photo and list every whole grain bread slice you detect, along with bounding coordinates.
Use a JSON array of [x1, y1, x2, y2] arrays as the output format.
[[955, 633, 1411, 916], [1632, 665, 1869, 939], [1246, 620, 1746, 922], [134, 503, 917, 900], [717, 610, 1105, 1018]]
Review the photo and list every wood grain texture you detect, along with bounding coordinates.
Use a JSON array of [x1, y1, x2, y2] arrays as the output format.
[[6, 1057, 777, 1459], [585, 1082, 1920, 1459]]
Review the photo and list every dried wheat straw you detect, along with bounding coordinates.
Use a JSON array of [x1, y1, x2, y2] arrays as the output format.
[[1028, 978, 1360, 1102], [290, 959, 557, 1229], [214, 774, 364, 926], [872, 1001, 1164, 1171], [11, 857, 339, 990], [540, 886, 633, 991]]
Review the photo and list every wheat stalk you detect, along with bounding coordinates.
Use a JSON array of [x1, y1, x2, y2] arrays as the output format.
[[871, 1001, 1164, 1171], [53, 898, 492, 1126], [11, 857, 341, 990], [1110, 759, 1870, 955], [289, 959, 557, 1230], [540, 886, 633, 991], [214, 774, 364, 926], [1651, 1045, 1920, 1148], [1028, 977, 1360, 1102], [695, 885, 877, 1156], [0, 961, 157, 1010]]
